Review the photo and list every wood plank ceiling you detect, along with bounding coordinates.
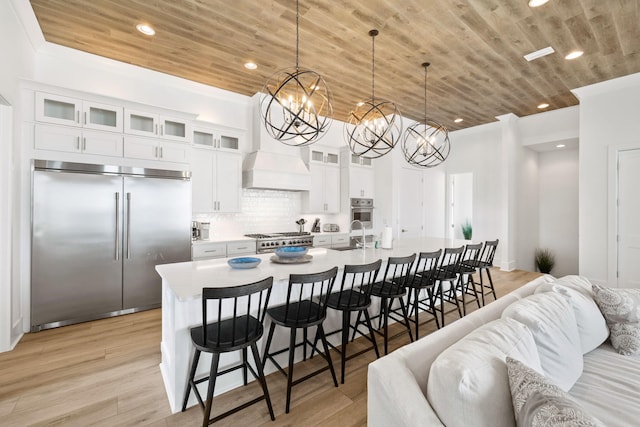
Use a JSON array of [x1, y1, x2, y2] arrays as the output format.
[[30, 0, 640, 131]]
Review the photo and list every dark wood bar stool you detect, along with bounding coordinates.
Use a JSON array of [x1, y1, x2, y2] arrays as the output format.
[[435, 246, 465, 322], [262, 267, 339, 414], [322, 259, 382, 384], [182, 276, 275, 426], [454, 243, 483, 315], [405, 249, 442, 339], [463, 239, 499, 305], [363, 254, 416, 355]]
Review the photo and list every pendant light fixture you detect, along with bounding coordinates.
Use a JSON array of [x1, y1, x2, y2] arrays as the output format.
[[402, 62, 450, 168], [345, 29, 402, 159], [260, 0, 333, 146]]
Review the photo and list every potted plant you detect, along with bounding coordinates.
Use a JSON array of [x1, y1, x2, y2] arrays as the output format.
[[535, 248, 555, 274], [461, 221, 472, 240]]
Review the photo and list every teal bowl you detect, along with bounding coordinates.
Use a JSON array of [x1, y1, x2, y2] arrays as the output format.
[[227, 257, 261, 269], [275, 246, 308, 258]]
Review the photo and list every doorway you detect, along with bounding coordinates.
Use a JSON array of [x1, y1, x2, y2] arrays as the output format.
[[617, 149, 640, 288], [397, 166, 424, 239], [447, 173, 473, 240]]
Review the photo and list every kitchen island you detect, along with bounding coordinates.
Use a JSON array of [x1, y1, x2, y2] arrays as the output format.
[[156, 237, 468, 413]]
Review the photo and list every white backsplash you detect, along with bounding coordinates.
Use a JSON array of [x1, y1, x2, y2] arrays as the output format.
[[193, 189, 347, 238]]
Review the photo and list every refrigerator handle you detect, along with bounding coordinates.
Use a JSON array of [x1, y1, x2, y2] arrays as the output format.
[[115, 192, 120, 260], [126, 192, 132, 259]]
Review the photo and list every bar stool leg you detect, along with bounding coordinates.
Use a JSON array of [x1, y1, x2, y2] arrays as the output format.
[[285, 327, 297, 414], [262, 322, 276, 367], [363, 309, 380, 358], [242, 348, 248, 385], [250, 342, 275, 421], [202, 353, 220, 427], [182, 349, 201, 412], [341, 311, 349, 384], [317, 323, 339, 387]]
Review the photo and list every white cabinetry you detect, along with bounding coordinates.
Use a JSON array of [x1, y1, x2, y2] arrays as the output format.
[[124, 108, 191, 143], [36, 92, 123, 132], [313, 235, 331, 247], [192, 122, 242, 151], [124, 136, 190, 163], [341, 148, 375, 199], [313, 233, 349, 248], [192, 242, 227, 260], [226, 240, 257, 256], [35, 124, 123, 157], [330, 234, 350, 247], [191, 147, 241, 213], [302, 146, 340, 213]]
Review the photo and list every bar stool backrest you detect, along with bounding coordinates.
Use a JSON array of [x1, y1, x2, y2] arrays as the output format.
[[381, 254, 417, 294], [201, 276, 273, 350], [480, 239, 499, 266], [439, 246, 465, 277], [334, 259, 383, 307], [285, 267, 339, 325], [411, 249, 442, 288], [461, 243, 483, 269]]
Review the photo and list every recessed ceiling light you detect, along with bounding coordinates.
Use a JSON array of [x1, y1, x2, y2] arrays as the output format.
[[537, 103, 550, 109], [524, 46, 555, 61], [565, 50, 584, 60], [356, 101, 365, 107], [244, 62, 258, 70], [454, 118, 464, 123], [556, 144, 566, 148], [528, 0, 550, 7], [136, 24, 155, 36]]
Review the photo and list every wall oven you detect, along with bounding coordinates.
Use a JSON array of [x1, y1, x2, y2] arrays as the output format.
[[350, 197, 373, 229]]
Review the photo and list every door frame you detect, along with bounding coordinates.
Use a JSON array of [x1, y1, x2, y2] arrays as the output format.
[[608, 143, 640, 287], [0, 98, 14, 351]]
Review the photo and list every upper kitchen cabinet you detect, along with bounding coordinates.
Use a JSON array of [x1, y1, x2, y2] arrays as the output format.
[[36, 92, 123, 132], [124, 108, 192, 143], [191, 147, 241, 213], [35, 124, 124, 157], [124, 136, 190, 163], [301, 146, 340, 213], [192, 122, 243, 152], [340, 148, 375, 199]]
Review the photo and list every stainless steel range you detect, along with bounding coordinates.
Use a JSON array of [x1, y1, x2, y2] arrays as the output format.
[[245, 232, 314, 254]]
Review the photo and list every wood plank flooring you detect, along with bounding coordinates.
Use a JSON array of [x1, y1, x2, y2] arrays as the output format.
[[0, 268, 540, 426]]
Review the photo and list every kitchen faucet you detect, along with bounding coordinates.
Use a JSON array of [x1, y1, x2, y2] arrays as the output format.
[[350, 220, 366, 249]]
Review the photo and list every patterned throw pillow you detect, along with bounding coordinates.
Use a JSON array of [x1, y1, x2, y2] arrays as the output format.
[[592, 284, 640, 355], [506, 357, 605, 427]]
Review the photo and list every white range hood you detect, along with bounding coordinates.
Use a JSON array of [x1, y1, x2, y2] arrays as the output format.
[[242, 93, 311, 191]]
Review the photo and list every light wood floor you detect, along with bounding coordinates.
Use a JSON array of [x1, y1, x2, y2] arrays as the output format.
[[0, 269, 540, 427]]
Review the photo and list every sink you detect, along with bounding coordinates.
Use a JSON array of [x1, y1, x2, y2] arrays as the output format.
[[330, 246, 358, 251]]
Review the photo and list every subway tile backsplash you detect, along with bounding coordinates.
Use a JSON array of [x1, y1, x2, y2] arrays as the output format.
[[194, 189, 344, 238]]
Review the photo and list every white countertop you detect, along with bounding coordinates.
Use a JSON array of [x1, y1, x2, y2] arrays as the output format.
[[157, 237, 469, 301]]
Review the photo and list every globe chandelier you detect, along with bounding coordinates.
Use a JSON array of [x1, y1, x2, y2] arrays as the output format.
[[260, 0, 333, 146], [402, 62, 451, 168], [344, 29, 402, 159]]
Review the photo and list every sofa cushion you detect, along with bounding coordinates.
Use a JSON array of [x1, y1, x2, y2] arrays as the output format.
[[592, 285, 640, 356], [501, 291, 583, 391], [551, 275, 595, 298], [506, 357, 605, 427], [427, 318, 541, 427], [534, 281, 608, 353]]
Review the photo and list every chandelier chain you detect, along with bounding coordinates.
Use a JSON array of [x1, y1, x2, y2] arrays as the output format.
[[424, 65, 427, 122], [371, 32, 375, 100], [295, 0, 299, 70]]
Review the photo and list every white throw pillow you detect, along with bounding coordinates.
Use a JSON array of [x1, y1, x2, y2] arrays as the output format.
[[506, 357, 605, 427], [534, 281, 608, 353], [427, 318, 541, 427], [551, 275, 595, 298], [502, 292, 583, 391], [592, 284, 640, 356]]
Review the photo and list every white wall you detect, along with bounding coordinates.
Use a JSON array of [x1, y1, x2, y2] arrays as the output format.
[[573, 72, 640, 285], [515, 146, 539, 272], [538, 148, 579, 276], [0, 0, 37, 351]]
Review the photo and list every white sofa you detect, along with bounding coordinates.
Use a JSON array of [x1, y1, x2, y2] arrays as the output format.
[[367, 275, 640, 427]]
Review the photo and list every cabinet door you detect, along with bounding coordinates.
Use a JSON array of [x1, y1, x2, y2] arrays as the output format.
[[349, 166, 374, 198], [81, 130, 124, 157], [191, 149, 215, 213], [158, 141, 189, 163], [331, 234, 350, 247], [227, 241, 256, 256], [192, 242, 226, 260], [124, 109, 159, 137], [215, 151, 241, 213], [124, 136, 159, 160], [35, 92, 81, 127], [159, 116, 191, 143], [82, 101, 123, 132], [361, 168, 375, 197], [304, 162, 326, 213], [34, 124, 82, 153], [314, 235, 331, 247], [324, 165, 340, 213]]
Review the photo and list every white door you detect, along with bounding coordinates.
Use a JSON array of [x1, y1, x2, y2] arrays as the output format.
[[447, 173, 473, 240], [617, 149, 640, 288], [398, 167, 424, 239]]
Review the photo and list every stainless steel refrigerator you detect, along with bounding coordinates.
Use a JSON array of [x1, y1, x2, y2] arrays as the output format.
[[31, 160, 191, 331]]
